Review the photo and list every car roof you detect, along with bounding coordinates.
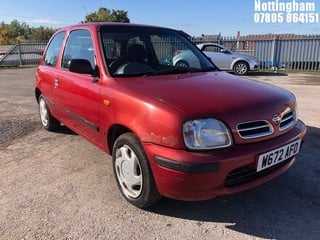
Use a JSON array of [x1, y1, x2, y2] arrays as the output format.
[[57, 22, 175, 32]]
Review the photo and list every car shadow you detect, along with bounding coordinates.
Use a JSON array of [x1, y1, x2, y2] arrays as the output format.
[[146, 125, 320, 240], [55, 125, 77, 135]]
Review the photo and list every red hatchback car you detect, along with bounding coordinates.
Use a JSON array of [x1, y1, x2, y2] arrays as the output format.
[[35, 23, 306, 208]]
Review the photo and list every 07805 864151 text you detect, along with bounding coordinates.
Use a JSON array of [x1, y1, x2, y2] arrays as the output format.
[[253, 12, 320, 23]]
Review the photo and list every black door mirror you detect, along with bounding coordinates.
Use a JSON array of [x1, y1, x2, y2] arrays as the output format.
[[69, 59, 94, 75], [220, 49, 230, 54]]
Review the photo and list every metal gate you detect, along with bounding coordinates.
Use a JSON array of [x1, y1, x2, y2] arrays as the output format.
[[0, 41, 47, 66]]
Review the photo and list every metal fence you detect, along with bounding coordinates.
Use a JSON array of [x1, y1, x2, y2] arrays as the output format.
[[0, 41, 47, 66], [256, 38, 320, 70], [1, 37, 320, 71], [193, 35, 320, 71]]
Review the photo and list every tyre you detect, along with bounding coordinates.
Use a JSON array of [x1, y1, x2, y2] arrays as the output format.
[[233, 61, 249, 75], [112, 133, 161, 208], [175, 60, 189, 68], [38, 95, 60, 131]]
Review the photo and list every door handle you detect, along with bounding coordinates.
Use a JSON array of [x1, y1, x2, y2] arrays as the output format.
[[54, 78, 59, 88]]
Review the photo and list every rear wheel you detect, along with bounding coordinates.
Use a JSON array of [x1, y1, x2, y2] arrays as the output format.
[[38, 95, 60, 131], [112, 133, 161, 208], [233, 61, 249, 75]]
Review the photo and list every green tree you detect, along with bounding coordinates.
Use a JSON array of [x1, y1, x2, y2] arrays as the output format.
[[84, 7, 130, 23], [0, 20, 57, 44], [0, 20, 31, 44], [110, 10, 130, 23], [30, 26, 56, 41], [0, 27, 15, 44], [8, 20, 30, 40]]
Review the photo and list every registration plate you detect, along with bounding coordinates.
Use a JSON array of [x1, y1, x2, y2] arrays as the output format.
[[257, 139, 301, 172]]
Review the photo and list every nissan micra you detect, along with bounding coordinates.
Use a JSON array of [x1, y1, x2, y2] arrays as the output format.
[[35, 23, 306, 208]]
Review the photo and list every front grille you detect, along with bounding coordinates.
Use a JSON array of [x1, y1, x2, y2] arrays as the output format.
[[224, 158, 292, 187], [237, 120, 273, 139], [280, 111, 295, 131]]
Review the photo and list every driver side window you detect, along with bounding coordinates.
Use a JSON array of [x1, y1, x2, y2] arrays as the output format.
[[61, 29, 95, 70]]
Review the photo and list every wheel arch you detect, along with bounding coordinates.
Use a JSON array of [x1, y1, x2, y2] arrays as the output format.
[[35, 88, 42, 103], [107, 124, 133, 155], [175, 59, 189, 67], [232, 60, 249, 74], [232, 59, 249, 69]]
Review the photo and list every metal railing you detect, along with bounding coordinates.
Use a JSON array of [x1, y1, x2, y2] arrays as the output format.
[[254, 37, 320, 71], [0, 41, 47, 66], [192, 35, 320, 71], [1, 37, 320, 71]]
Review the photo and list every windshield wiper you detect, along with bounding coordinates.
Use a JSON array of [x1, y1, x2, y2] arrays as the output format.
[[113, 71, 155, 77], [152, 66, 218, 75], [150, 67, 190, 75], [196, 67, 218, 72], [113, 66, 217, 78]]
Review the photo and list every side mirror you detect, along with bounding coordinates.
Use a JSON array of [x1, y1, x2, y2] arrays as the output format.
[[220, 49, 230, 54], [69, 59, 94, 75]]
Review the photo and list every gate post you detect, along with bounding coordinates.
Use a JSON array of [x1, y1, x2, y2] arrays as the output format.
[[17, 40, 23, 66], [271, 36, 280, 70]]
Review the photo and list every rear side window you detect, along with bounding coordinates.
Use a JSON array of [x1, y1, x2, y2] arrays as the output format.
[[44, 31, 66, 66]]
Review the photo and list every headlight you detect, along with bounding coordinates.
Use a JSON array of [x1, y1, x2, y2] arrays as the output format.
[[183, 118, 232, 150]]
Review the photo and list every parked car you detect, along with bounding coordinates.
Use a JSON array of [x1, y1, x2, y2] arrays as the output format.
[[35, 23, 306, 208], [173, 43, 260, 75]]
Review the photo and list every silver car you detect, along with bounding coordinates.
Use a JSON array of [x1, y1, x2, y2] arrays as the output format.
[[173, 43, 259, 75], [198, 43, 260, 75]]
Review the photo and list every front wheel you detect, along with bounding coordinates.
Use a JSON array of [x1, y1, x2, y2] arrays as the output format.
[[175, 60, 189, 68], [112, 133, 161, 208], [38, 95, 60, 131], [233, 61, 249, 75]]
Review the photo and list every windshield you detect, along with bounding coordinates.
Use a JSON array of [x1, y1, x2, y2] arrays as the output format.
[[100, 26, 217, 77]]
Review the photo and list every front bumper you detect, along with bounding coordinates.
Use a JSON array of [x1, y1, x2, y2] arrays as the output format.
[[143, 120, 306, 201], [249, 61, 260, 71]]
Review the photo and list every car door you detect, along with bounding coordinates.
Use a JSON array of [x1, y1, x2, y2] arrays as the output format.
[[202, 44, 234, 70], [36, 31, 66, 119], [53, 29, 103, 145]]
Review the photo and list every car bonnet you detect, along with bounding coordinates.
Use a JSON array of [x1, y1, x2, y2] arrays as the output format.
[[115, 71, 294, 125]]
